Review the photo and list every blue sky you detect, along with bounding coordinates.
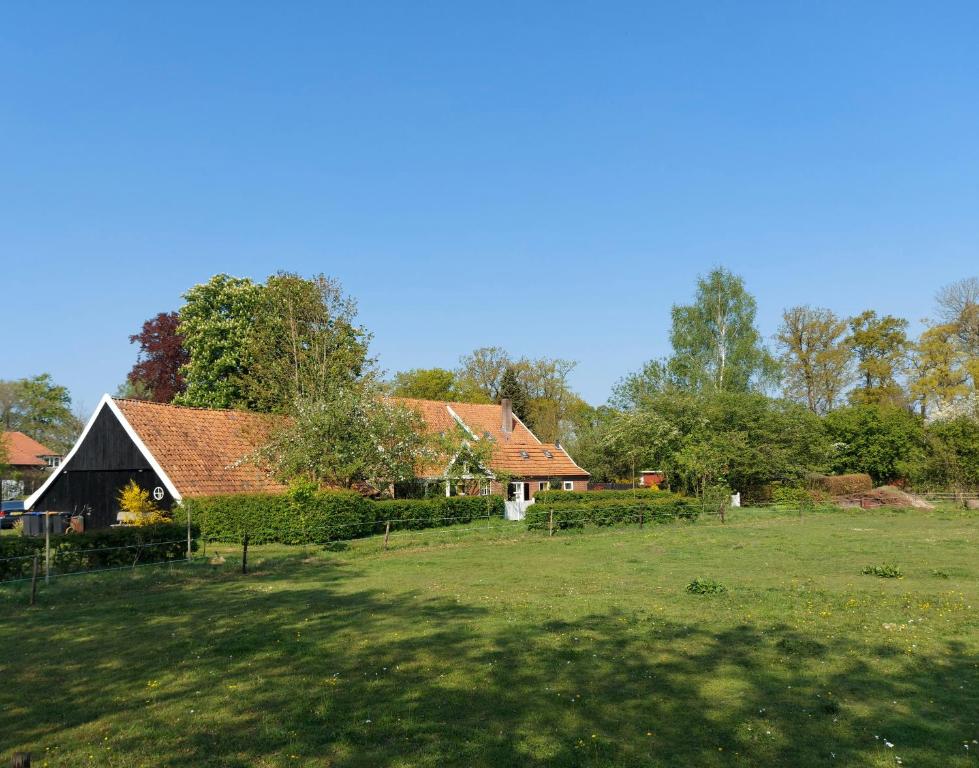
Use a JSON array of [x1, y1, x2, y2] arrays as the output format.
[[2, 2, 978, 414]]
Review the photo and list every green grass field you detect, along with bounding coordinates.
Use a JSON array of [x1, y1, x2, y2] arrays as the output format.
[[1, 508, 977, 767]]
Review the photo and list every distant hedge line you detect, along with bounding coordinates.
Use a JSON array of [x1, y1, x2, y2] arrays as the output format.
[[0, 523, 196, 581], [534, 488, 666, 504], [182, 492, 505, 545], [526, 492, 699, 531]]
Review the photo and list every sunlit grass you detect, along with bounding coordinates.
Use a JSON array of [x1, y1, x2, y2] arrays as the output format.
[[1, 507, 977, 767]]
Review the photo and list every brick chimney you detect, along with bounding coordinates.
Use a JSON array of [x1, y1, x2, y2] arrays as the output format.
[[501, 398, 513, 435]]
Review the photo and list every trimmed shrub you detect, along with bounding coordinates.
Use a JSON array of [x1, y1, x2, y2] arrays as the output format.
[[183, 491, 506, 544], [184, 491, 374, 545], [811, 474, 873, 496], [0, 523, 197, 581], [526, 492, 699, 531]]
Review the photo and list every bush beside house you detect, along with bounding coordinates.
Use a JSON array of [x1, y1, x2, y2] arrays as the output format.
[[183, 491, 506, 544], [526, 491, 699, 531]]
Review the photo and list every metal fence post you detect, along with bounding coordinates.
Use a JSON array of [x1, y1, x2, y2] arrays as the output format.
[[186, 506, 192, 560]]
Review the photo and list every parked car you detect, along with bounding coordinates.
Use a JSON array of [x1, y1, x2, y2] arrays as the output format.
[[0, 500, 25, 529]]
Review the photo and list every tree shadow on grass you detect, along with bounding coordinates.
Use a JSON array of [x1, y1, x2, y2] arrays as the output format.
[[0, 554, 976, 767]]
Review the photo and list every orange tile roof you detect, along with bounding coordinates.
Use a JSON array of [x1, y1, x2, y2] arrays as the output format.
[[393, 398, 589, 478], [107, 396, 586, 499], [2, 431, 58, 467], [113, 399, 286, 498]]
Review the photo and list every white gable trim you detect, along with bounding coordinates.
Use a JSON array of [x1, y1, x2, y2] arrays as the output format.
[[445, 405, 479, 440], [25, 394, 183, 510]]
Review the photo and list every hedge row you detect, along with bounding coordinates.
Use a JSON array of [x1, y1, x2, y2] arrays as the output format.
[[182, 492, 507, 544], [526, 494, 699, 531], [534, 488, 666, 504], [0, 523, 196, 581], [372, 495, 504, 530]]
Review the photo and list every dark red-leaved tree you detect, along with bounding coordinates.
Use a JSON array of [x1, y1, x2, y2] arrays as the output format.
[[127, 312, 189, 403]]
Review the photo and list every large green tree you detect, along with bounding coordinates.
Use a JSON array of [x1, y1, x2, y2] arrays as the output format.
[[594, 391, 829, 496], [847, 310, 910, 407], [776, 306, 852, 414], [243, 272, 370, 412], [0, 374, 81, 453], [667, 268, 777, 393], [389, 368, 461, 401], [175, 274, 262, 409], [609, 359, 674, 411], [824, 404, 924, 483]]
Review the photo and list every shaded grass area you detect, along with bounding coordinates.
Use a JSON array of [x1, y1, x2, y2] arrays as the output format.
[[1, 508, 977, 767]]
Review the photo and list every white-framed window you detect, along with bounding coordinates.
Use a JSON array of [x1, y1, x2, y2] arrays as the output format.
[[562, 480, 574, 491], [45, 456, 60, 468], [538, 481, 548, 491], [480, 482, 490, 496]]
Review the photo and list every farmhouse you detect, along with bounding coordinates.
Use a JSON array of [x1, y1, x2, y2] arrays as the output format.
[[1, 431, 63, 499], [26, 394, 588, 529]]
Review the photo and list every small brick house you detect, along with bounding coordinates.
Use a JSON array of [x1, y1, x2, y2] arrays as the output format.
[[1, 431, 62, 499], [395, 397, 590, 501]]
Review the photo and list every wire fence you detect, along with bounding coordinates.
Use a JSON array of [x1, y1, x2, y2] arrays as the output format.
[[4, 497, 968, 605]]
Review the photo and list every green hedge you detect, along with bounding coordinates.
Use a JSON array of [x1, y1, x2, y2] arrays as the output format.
[[526, 493, 699, 531], [372, 495, 504, 530], [534, 488, 666, 504], [183, 491, 507, 544], [0, 523, 197, 582]]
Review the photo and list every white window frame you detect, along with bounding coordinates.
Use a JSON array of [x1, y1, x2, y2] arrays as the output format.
[[538, 481, 549, 491], [562, 480, 574, 491]]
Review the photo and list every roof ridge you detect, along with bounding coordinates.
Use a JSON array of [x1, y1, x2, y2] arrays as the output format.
[[112, 397, 271, 415]]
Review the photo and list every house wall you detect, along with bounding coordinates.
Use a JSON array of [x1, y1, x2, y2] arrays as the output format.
[[29, 408, 176, 530], [488, 477, 589, 499]]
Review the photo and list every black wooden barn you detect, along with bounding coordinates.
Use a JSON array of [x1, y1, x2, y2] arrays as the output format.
[[26, 395, 284, 530]]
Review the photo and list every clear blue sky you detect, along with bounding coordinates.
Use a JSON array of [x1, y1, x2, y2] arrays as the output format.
[[2, 2, 977, 415]]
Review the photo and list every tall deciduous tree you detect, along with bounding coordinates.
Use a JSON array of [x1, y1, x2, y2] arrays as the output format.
[[389, 368, 462, 401], [847, 310, 910, 407], [0, 374, 81, 453], [936, 276, 979, 356], [126, 311, 188, 403], [456, 347, 511, 401], [175, 274, 262, 409], [776, 306, 852, 414], [668, 268, 777, 393], [909, 323, 971, 417], [243, 272, 370, 412], [609, 359, 674, 411], [824, 404, 925, 483]]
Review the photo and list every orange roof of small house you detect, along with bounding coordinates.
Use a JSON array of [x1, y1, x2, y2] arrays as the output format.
[[2, 431, 58, 467], [393, 398, 589, 478], [112, 398, 286, 497]]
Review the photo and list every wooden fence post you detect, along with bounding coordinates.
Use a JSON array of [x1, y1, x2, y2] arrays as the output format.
[[241, 533, 249, 575], [44, 514, 50, 585], [383, 521, 391, 550], [548, 510, 554, 537], [30, 555, 38, 607]]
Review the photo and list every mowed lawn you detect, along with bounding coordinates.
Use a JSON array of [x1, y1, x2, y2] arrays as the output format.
[[1, 509, 977, 768]]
